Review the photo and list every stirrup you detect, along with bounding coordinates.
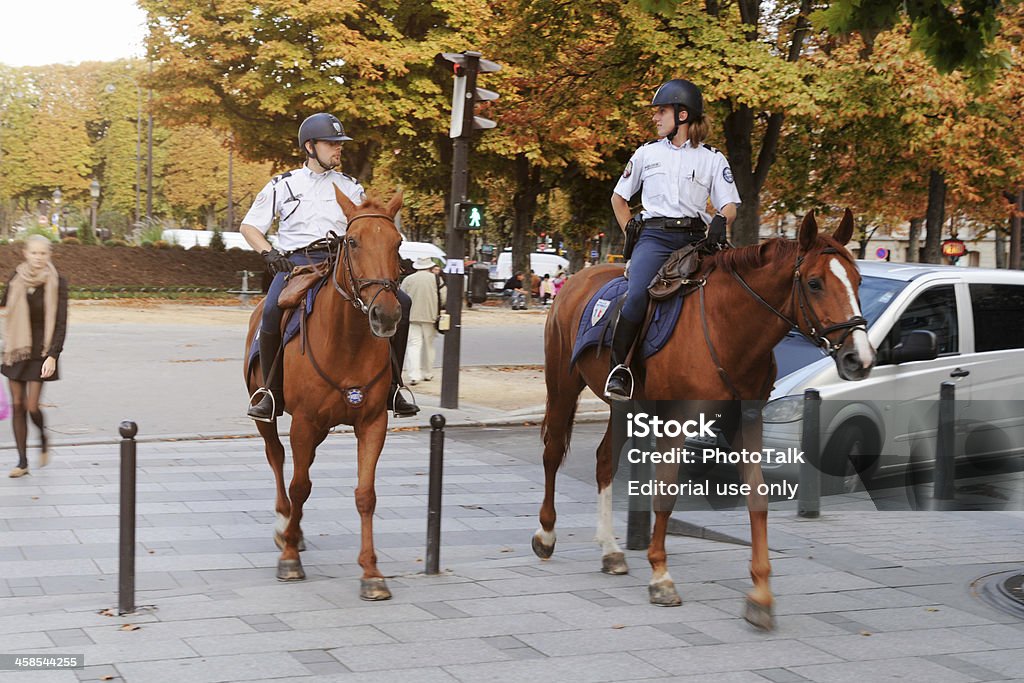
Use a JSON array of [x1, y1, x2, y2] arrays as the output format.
[[390, 385, 419, 417], [604, 364, 634, 401], [247, 387, 277, 423]]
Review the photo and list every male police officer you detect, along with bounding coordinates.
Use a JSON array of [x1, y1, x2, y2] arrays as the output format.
[[240, 112, 419, 421], [605, 79, 739, 400]]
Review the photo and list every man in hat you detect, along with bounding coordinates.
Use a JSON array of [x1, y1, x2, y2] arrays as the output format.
[[400, 257, 446, 385]]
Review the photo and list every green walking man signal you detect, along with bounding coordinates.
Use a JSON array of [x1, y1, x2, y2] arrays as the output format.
[[456, 202, 485, 231]]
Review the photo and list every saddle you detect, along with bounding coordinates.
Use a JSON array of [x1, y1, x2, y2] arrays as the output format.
[[279, 260, 332, 309], [647, 242, 710, 301]]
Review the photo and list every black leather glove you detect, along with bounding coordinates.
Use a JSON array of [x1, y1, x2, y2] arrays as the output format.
[[708, 213, 728, 247], [261, 248, 294, 275]]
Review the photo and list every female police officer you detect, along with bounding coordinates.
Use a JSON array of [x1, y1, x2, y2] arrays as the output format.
[[240, 112, 418, 421], [605, 79, 740, 401]]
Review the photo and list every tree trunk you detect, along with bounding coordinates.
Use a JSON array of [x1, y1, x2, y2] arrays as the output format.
[[512, 153, 542, 304], [994, 225, 1006, 269], [1010, 189, 1023, 271], [723, 106, 758, 246], [922, 170, 946, 264], [907, 217, 923, 262]]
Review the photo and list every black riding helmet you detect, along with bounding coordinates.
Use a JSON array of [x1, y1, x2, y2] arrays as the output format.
[[651, 79, 703, 141], [298, 113, 352, 169]]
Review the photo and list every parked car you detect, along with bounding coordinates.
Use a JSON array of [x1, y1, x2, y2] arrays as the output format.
[[759, 261, 1024, 494], [490, 250, 569, 290]]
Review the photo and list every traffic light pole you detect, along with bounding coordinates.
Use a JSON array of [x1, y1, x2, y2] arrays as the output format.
[[440, 53, 480, 409]]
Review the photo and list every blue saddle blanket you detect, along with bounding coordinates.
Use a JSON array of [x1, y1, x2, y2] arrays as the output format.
[[246, 279, 327, 374], [570, 277, 684, 366]]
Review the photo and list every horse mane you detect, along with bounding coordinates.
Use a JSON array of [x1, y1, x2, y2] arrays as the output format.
[[710, 234, 855, 273]]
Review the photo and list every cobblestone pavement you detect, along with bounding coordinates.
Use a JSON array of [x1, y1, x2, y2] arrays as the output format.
[[1, 425, 1023, 682]]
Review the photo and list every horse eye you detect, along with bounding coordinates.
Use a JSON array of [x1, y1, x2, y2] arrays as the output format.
[[807, 278, 823, 291], [347, 237, 358, 248]]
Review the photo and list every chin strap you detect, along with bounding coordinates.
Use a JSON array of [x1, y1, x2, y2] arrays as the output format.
[[307, 143, 338, 171]]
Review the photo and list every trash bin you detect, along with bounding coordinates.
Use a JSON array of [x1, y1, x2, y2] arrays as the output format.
[[467, 263, 490, 306]]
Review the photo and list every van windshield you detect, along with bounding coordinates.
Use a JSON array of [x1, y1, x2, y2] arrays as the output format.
[[858, 275, 908, 326]]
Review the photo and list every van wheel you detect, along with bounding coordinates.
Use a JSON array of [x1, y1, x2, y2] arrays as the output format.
[[822, 424, 878, 495]]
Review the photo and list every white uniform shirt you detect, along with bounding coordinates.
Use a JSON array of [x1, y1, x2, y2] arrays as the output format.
[[241, 166, 366, 252], [613, 138, 741, 223]]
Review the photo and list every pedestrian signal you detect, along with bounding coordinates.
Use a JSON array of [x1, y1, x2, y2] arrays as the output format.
[[456, 202, 485, 231]]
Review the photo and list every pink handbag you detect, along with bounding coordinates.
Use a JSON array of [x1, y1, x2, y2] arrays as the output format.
[[0, 388, 9, 421]]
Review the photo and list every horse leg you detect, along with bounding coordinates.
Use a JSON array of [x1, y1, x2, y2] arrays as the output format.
[[647, 453, 682, 606], [254, 419, 304, 552], [737, 402, 774, 630], [595, 422, 627, 574], [352, 414, 391, 601], [276, 418, 328, 581], [532, 353, 583, 560]]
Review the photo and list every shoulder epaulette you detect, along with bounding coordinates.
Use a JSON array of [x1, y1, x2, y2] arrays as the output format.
[[340, 172, 359, 184], [271, 171, 293, 185], [702, 144, 721, 154], [643, 139, 660, 146]]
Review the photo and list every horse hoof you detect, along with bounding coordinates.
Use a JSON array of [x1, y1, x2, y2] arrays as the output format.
[[531, 533, 555, 559], [601, 552, 629, 575], [359, 577, 392, 601], [276, 558, 305, 581], [648, 580, 682, 607], [743, 597, 775, 631], [273, 531, 306, 552]]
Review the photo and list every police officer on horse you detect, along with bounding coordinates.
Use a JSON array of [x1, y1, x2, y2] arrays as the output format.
[[605, 79, 741, 400], [240, 112, 419, 421]]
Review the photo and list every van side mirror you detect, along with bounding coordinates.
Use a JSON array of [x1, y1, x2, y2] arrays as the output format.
[[893, 330, 938, 363]]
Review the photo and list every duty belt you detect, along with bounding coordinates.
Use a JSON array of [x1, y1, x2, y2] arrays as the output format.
[[643, 217, 706, 231]]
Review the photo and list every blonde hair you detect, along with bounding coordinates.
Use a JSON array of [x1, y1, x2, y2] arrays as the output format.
[[24, 235, 53, 250], [687, 117, 710, 148]]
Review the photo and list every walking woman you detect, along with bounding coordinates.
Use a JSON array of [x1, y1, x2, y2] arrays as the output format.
[[2, 235, 68, 477]]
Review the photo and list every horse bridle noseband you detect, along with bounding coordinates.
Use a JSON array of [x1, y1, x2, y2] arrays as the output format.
[[729, 247, 868, 356], [324, 213, 401, 315]]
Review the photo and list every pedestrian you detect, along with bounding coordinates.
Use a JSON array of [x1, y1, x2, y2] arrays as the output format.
[[2, 235, 68, 478], [240, 112, 418, 420], [529, 270, 541, 299], [604, 78, 740, 400], [400, 257, 445, 385], [539, 273, 554, 305], [552, 269, 567, 298], [503, 272, 527, 310]]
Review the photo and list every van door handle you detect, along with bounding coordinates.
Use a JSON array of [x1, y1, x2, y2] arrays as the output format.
[[950, 368, 970, 378]]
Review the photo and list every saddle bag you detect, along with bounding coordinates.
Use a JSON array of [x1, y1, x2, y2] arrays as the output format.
[[647, 244, 704, 301], [278, 261, 331, 309]]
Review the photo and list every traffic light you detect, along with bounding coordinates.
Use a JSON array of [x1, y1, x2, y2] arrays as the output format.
[[456, 202, 485, 230], [439, 51, 500, 138]]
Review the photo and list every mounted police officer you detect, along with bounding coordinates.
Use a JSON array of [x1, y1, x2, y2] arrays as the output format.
[[240, 112, 419, 421], [605, 78, 741, 401]]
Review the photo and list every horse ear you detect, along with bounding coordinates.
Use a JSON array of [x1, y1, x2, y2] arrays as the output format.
[[385, 190, 403, 219], [798, 210, 818, 251], [333, 184, 358, 219], [833, 208, 854, 246]]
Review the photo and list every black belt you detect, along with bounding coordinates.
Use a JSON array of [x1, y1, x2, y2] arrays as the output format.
[[643, 217, 705, 231]]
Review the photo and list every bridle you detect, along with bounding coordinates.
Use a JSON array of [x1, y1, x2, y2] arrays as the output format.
[[729, 247, 868, 357], [325, 213, 401, 315]]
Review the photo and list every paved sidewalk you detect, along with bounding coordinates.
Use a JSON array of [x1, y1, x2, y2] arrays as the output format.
[[1, 424, 1023, 682]]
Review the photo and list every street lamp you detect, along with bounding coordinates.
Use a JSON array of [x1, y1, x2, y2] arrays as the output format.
[[90, 179, 101, 240], [51, 188, 62, 236]]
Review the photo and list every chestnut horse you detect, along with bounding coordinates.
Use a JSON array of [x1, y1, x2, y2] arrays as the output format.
[[533, 210, 876, 629], [244, 189, 403, 601]]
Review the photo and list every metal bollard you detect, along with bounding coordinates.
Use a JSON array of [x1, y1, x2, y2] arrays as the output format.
[[626, 431, 652, 550], [934, 382, 956, 509], [798, 389, 822, 518], [425, 414, 445, 575], [118, 421, 138, 614]]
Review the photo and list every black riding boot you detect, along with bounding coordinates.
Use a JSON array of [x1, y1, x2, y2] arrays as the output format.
[[248, 330, 284, 422], [604, 315, 642, 401], [388, 293, 420, 417]]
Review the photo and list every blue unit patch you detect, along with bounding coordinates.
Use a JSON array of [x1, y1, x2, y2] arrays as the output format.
[[345, 388, 365, 406]]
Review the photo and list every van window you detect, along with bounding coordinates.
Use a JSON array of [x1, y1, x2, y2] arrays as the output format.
[[971, 283, 1024, 351], [897, 285, 959, 355], [878, 284, 958, 364]]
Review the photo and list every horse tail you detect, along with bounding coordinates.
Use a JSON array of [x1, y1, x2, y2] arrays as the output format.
[[541, 294, 584, 468]]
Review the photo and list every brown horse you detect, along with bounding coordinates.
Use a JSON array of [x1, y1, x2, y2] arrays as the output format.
[[244, 188, 403, 601], [533, 210, 876, 629]]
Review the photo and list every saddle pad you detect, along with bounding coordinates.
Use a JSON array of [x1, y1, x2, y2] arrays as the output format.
[[246, 278, 328, 376], [569, 276, 684, 367]]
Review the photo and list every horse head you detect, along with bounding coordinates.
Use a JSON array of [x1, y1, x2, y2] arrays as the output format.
[[794, 209, 876, 381], [333, 187, 404, 337]]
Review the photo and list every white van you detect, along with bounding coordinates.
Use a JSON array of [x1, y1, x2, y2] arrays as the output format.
[[759, 261, 1024, 493], [491, 250, 569, 287]]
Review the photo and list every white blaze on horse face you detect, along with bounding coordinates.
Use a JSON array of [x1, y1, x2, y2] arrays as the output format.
[[829, 258, 875, 368], [594, 485, 622, 556]]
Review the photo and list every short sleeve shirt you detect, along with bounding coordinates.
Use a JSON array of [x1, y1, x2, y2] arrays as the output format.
[[241, 166, 366, 251], [612, 138, 741, 223]]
